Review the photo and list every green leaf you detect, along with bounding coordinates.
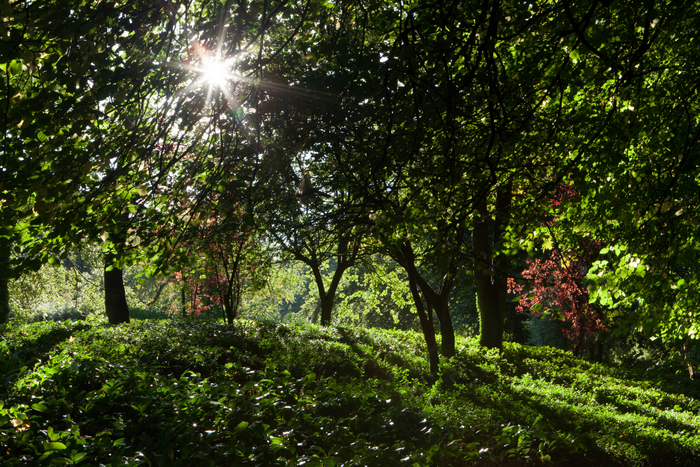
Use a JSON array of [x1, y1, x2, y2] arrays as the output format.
[[32, 403, 48, 412], [45, 442, 67, 451], [232, 421, 249, 434]]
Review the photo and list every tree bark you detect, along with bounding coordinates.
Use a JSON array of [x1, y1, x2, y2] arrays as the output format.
[[406, 263, 439, 374], [393, 242, 444, 372], [473, 181, 512, 349], [298, 234, 358, 326], [310, 259, 346, 326], [474, 268, 506, 348], [104, 235, 130, 324], [221, 242, 244, 325], [411, 260, 456, 358]]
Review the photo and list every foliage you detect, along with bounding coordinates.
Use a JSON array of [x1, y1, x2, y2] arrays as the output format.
[[4, 0, 700, 368], [559, 0, 700, 345], [332, 255, 416, 330], [1, 319, 700, 465], [509, 240, 605, 357], [7, 245, 181, 323], [8, 248, 105, 322]]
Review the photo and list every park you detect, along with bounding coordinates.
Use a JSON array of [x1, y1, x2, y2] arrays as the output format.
[[2, 0, 700, 464]]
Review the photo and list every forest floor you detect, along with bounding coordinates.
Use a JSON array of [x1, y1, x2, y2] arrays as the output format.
[[1, 318, 699, 465]]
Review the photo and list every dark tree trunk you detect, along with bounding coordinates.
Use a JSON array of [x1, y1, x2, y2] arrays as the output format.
[[299, 235, 358, 326], [474, 270, 506, 348], [473, 182, 512, 349], [223, 274, 242, 325], [220, 241, 245, 325], [104, 235, 130, 324], [104, 259, 130, 324], [432, 294, 456, 358], [393, 242, 446, 372], [310, 260, 345, 326], [224, 300, 234, 325], [406, 264, 439, 374], [412, 261, 456, 358]]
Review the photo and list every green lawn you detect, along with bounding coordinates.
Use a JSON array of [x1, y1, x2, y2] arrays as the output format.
[[1, 319, 698, 465]]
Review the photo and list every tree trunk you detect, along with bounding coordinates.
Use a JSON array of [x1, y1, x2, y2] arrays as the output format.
[[432, 296, 456, 358], [393, 242, 443, 373], [299, 235, 356, 326], [104, 235, 130, 324], [220, 241, 245, 325], [223, 270, 237, 325], [473, 181, 512, 349], [413, 266, 456, 358], [224, 300, 234, 325], [319, 294, 334, 326], [475, 271, 506, 348], [310, 261, 345, 326], [407, 265, 439, 374], [104, 259, 130, 324]]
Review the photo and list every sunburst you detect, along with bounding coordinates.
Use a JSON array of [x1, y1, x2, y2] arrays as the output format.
[[181, 41, 241, 108]]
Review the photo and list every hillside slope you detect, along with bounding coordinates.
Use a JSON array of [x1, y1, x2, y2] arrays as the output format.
[[1, 319, 699, 465]]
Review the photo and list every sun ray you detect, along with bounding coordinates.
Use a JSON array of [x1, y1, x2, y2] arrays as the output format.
[[163, 31, 343, 130]]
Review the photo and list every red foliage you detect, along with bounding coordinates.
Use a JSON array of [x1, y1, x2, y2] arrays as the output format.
[[170, 267, 227, 317], [509, 180, 606, 355], [508, 241, 605, 356], [170, 211, 261, 321]]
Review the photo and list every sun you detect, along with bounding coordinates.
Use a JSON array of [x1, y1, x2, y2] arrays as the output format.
[[200, 55, 231, 89], [178, 41, 240, 108]]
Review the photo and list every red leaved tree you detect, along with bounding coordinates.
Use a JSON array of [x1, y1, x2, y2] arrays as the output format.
[[508, 181, 606, 357], [508, 240, 606, 357], [172, 194, 268, 324]]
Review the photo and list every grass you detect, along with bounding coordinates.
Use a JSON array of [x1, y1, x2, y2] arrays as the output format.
[[1, 318, 699, 465]]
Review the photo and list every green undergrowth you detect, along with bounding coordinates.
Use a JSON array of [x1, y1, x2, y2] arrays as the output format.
[[1, 319, 699, 466]]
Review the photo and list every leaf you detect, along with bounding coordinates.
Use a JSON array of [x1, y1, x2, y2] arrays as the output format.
[[232, 421, 249, 434], [32, 403, 48, 412], [45, 442, 67, 451], [304, 372, 316, 385]]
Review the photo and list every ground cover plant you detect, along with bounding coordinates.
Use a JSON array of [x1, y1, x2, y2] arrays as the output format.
[[1, 319, 699, 466]]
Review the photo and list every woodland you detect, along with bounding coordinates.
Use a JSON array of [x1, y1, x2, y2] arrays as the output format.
[[2, 0, 700, 465]]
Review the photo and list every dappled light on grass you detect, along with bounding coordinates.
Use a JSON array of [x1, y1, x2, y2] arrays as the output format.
[[1, 320, 699, 465]]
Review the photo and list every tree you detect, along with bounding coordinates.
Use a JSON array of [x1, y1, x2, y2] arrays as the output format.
[[509, 240, 605, 358], [557, 1, 700, 350], [1, 0, 185, 322], [6, 0, 700, 371], [174, 196, 269, 324], [370, 0, 700, 353], [262, 195, 366, 326]]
